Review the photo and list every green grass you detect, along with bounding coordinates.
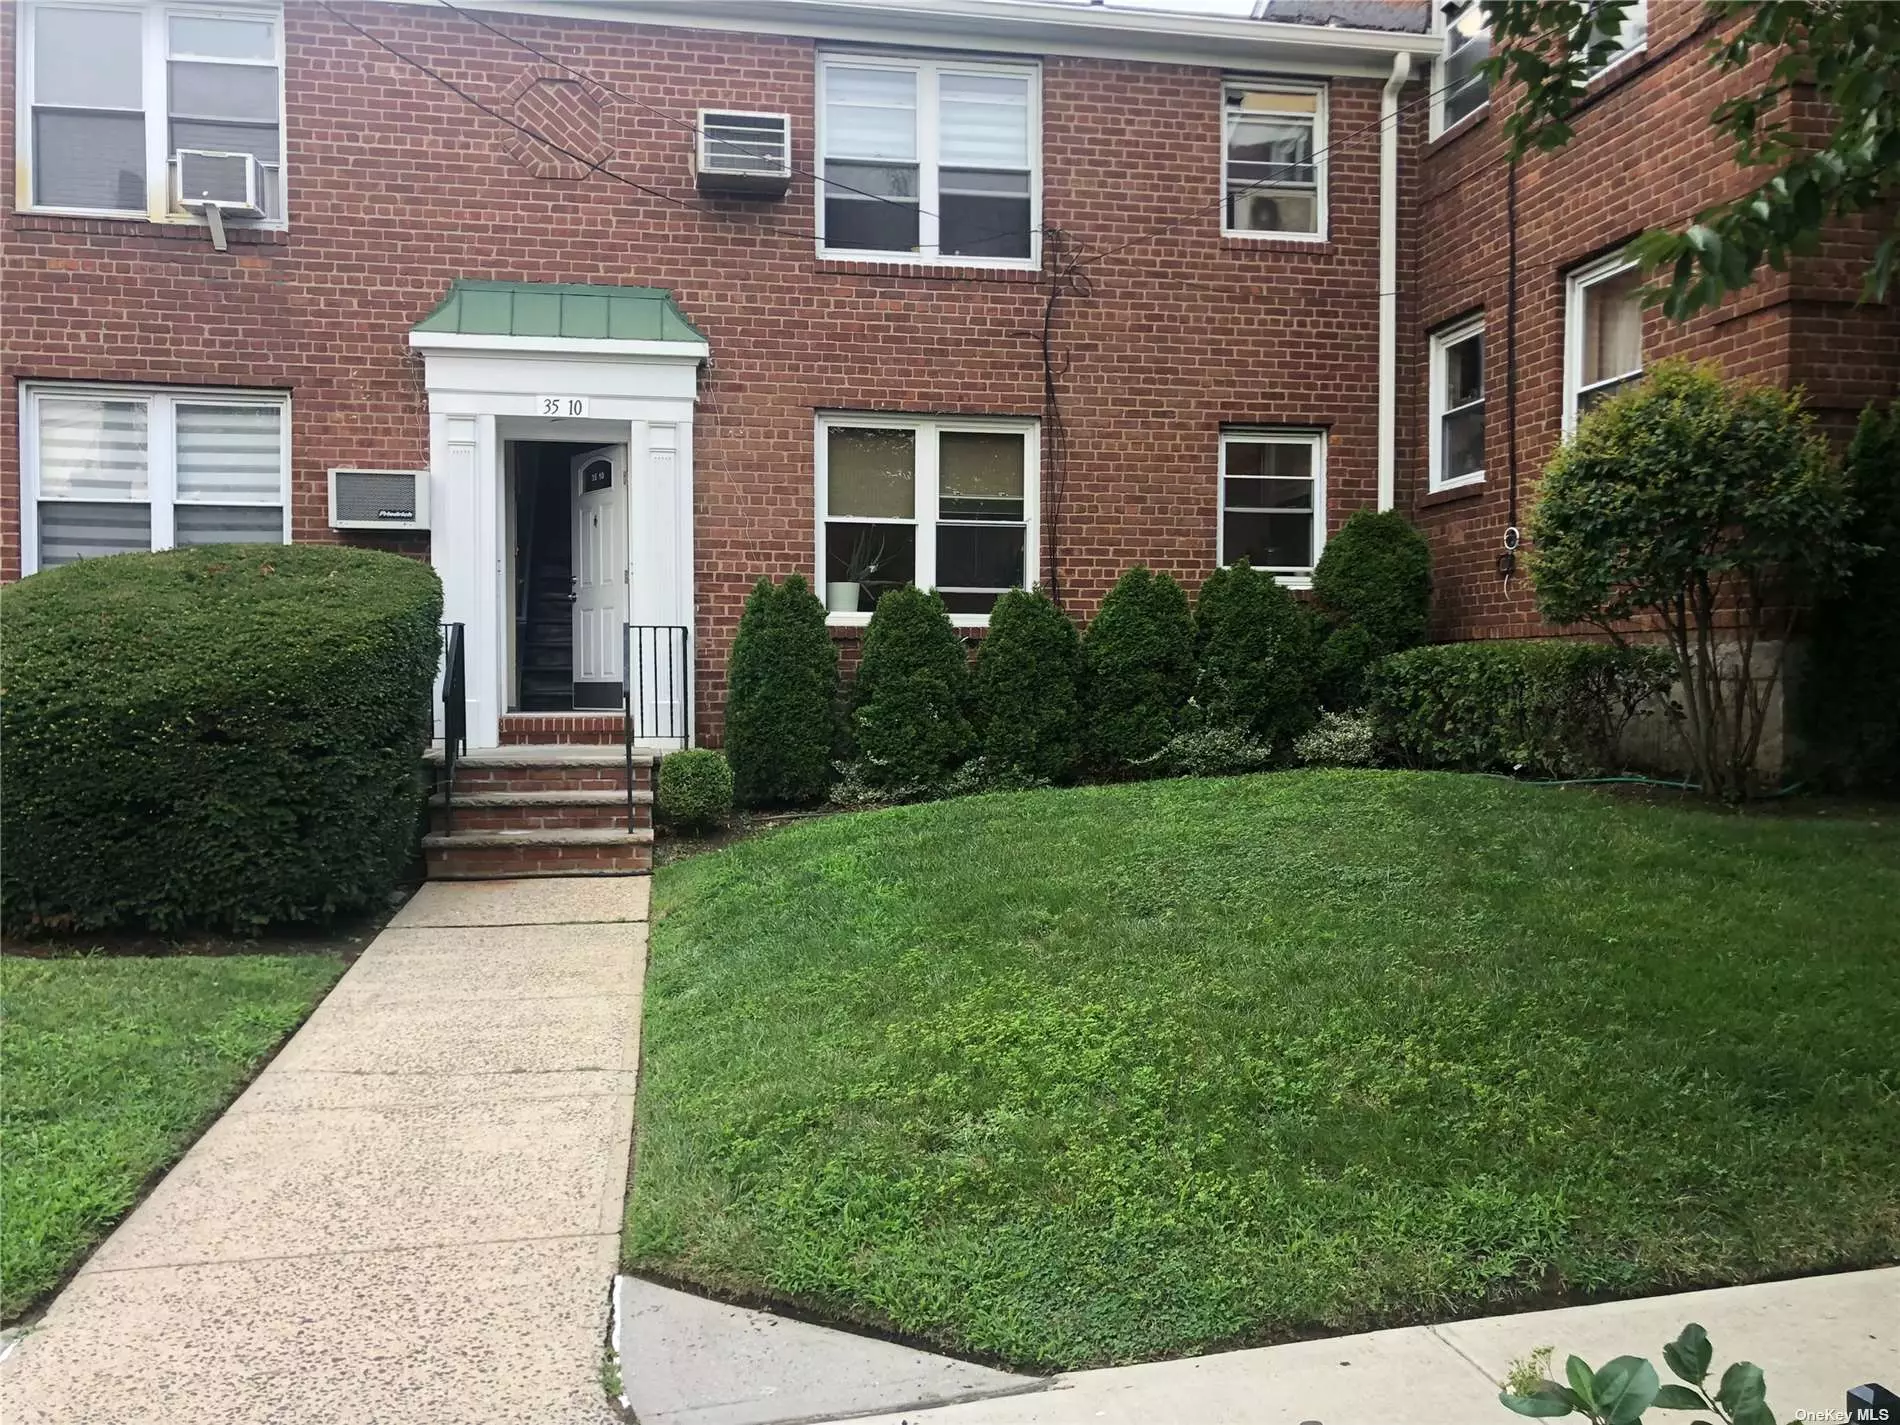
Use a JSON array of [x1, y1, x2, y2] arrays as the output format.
[[623, 771, 1900, 1371], [1, 953, 346, 1322]]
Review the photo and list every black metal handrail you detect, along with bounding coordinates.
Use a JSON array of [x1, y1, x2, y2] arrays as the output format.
[[439, 621, 467, 834], [623, 624, 692, 828]]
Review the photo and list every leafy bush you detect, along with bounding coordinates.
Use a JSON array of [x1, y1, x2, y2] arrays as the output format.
[[851, 586, 972, 789], [1192, 560, 1320, 747], [973, 587, 1083, 783], [1082, 566, 1195, 773], [1312, 511, 1433, 706], [1500, 1322, 1772, 1424], [1369, 640, 1676, 778], [1293, 710, 1377, 767], [656, 749, 733, 832], [725, 575, 838, 807], [0, 545, 441, 934], [1798, 399, 1900, 790], [1531, 361, 1856, 799], [1159, 726, 1277, 778]]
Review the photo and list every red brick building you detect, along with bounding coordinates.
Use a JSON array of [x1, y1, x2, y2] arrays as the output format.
[[3, 0, 1893, 761]]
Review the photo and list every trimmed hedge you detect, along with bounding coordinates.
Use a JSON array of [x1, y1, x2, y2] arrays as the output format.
[[1798, 400, 1900, 790], [1192, 560, 1318, 749], [973, 588, 1083, 784], [1, 545, 442, 934], [1312, 511, 1433, 708], [851, 586, 972, 789], [725, 576, 838, 807], [656, 749, 734, 832], [1083, 566, 1195, 773], [1369, 640, 1676, 778]]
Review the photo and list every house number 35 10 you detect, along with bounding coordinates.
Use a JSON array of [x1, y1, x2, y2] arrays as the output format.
[[538, 396, 589, 418]]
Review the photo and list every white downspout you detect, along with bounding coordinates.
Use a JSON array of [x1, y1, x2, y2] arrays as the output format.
[[1377, 50, 1412, 512]]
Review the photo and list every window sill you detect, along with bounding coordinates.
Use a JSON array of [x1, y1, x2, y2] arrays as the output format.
[[815, 252, 1042, 283], [1219, 232, 1332, 254], [11, 211, 289, 245], [1426, 103, 1489, 153], [827, 612, 992, 631], [1416, 480, 1487, 510]]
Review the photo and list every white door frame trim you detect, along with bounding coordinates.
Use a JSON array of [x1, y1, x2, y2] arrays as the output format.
[[411, 341, 701, 749]]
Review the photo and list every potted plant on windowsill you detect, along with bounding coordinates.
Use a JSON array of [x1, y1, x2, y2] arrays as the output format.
[[828, 538, 888, 615]]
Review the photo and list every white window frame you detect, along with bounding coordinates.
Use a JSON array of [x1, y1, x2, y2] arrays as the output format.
[[1221, 79, 1328, 242], [1430, 0, 1490, 139], [815, 52, 1041, 271], [19, 381, 292, 576], [1428, 315, 1486, 491], [14, 0, 288, 228], [1216, 428, 1327, 587], [1564, 253, 1644, 437], [815, 413, 1040, 627]]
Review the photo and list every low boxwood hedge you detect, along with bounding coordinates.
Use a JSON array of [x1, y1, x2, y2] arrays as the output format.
[[1369, 639, 1675, 778], [656, 748, 734, 832], [1, 544, 443, 934]]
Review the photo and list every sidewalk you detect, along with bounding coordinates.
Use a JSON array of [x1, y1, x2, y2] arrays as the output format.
[[828, 1267, 1900, 1425], [0, 877, 650, 1425]]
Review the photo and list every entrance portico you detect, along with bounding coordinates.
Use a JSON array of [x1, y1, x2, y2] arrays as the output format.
[[409, 280, 707, 750]]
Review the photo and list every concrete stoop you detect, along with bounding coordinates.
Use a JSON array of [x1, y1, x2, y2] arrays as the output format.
[[611, 1278, 1045, 1425]]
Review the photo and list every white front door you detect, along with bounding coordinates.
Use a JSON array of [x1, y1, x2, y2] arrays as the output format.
[[571, 445, 627, 698]]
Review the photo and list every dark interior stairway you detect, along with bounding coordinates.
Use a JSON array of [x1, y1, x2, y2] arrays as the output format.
[[517, 461, 575, 712]]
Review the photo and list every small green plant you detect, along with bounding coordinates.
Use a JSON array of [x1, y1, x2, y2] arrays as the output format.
[[851, 586, 972, 789], [1193, 559, 1320, 748], [724, 575, 839, 808], [656, 748, 733, 833], [1159, 725, 1277, 778], [973, 587, 1083, 784], [1293, 710, 1377, 767], [1312, 510, 1433, 707], [1083, 565, 1195, 774], [1500, 1323, 1773, 1424]]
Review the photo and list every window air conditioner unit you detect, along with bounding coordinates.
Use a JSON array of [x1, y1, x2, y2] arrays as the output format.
[[693, 110, 793, 196], [329, 469, 430, 531], [175, 150, 264, 217]]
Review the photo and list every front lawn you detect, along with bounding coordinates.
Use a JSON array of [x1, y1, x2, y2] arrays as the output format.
[[623, 771, 1900, 1370], [0, 953, 346, 1321]]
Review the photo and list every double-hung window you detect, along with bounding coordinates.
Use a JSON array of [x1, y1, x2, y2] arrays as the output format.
[[1218, 430, 1326, 583], [818, 54, 1038, 264], [1429, 317, 1486, 490], [1223, 82, 1325, 238], [21, 384, 290, 574], [1565, 256, 1645, 433], [1434, 0, 1490, 136], [19, 1, 285, 223], [818, 416, 1038, 621]]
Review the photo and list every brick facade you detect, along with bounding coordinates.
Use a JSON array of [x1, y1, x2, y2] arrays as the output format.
[[1408, 1, 1900, 643], [3, 0, 1892, 741]]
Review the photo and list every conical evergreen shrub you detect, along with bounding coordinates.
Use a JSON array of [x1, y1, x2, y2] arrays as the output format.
[[851, 586, 971, 789], [1193, 559, 1319, 749], [1311, 510, 1433, 708], [724, 575, 838, 806], [1082, 565, 1194, 773], [973, 587, 1082, 783]]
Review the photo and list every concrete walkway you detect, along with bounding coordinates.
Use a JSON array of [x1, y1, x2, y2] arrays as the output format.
[[0, 878, 650, 1425], [827, 1267, 1900, 1425]]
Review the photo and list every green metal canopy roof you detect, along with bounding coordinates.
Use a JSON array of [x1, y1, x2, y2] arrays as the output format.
[[413, 280, 707, 344]]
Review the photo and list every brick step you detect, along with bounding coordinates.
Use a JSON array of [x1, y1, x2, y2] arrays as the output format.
[[421, 827, 653, 879], [428, 789, 651, 834], [431, 744, 653, 793]]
